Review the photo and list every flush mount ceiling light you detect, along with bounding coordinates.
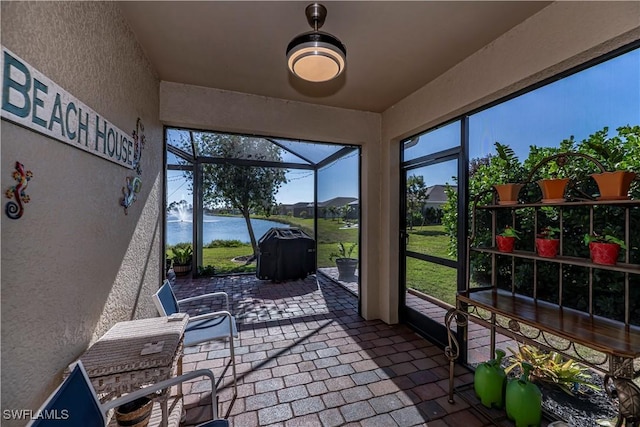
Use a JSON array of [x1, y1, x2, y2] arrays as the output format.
[[286, 3, 346, 83]]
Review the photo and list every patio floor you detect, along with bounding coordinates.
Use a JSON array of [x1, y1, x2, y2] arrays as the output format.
[[170, 272, 540, 427]]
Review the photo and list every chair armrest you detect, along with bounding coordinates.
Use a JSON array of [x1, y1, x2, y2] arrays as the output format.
[[102, 369, 218, 419], [178, 292, 229, 311], [190, 310, 234, 323]]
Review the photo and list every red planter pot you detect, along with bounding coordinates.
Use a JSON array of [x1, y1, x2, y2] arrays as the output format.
[[589, 242, 620, 265], [535, 238, 559, 258], [496, 236, 516, 253]]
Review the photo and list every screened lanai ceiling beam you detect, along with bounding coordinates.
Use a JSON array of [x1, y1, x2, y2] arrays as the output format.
[[167, 164, 192, 171], [167, 144, 195, 163], [316, 146, 357, 169], [265, 138, 315, 166], [196, 156, 315, 170]]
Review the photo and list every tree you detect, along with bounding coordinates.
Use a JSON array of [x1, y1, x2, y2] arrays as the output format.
[[328, 206, 338, 221], [184, 134, 287, 257], [406, 175, 429, 230]]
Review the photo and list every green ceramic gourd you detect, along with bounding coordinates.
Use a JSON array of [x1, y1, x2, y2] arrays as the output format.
[[506, 362, 542, 427], [474, 348, 507, 408]]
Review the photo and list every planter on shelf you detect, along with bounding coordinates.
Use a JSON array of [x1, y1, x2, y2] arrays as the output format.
[[535, 226, 561, 258], [537, 178, 570, 203], [115, 396, 152, 427], [591, 171, 637, 200], [588, 242, 621, 266], [584, 233, 626, 266], [496, 226, 520, 253], [496, 236, 516, 253], [493, 183, 524, 206], [536, 238, 560, 258]]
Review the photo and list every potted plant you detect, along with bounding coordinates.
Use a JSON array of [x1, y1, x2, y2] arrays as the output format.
[[329, 242, 358, 279], [535, 226, 560, 258], [492, 142, 526, 205], [583, 232, 626, 265], [496, 226, 520, 253], [590, 170, 637, 200], [115, 396, 153, 427], [171, 243, 193, 276], [584, 126, 638, 200]]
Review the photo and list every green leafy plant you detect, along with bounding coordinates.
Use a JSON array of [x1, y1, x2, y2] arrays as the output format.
[[171, 244, 193, 265], [329, 242, 357, 261], [537, 226, 560, 240], [583, 232, 627, 249], [494, 142, 526, 183], [505, 345, 600, 396], [499, 226, 520, 239], [196, 264, 216, 276]]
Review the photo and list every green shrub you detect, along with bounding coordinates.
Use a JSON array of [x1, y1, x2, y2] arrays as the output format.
[[206, 239, 245, 248]]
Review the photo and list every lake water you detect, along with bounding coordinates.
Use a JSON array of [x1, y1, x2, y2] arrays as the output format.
[[166, 214, 289, 245]]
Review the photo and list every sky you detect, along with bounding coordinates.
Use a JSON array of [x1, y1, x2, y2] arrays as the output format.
[[168, 47, 639, 206]]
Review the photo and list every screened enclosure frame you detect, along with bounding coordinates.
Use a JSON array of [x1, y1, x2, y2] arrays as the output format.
[[164, 126, 361, 280]]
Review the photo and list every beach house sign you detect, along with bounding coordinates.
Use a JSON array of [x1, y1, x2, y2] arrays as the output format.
[[1, 46, 135, 169]]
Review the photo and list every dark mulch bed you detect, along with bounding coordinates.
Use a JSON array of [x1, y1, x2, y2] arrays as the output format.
[[539, 370, 618, 426]]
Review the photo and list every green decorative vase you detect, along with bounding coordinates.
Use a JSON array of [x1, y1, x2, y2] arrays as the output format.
[[506, 362, 542, 427], [474, 349, 507, 408]]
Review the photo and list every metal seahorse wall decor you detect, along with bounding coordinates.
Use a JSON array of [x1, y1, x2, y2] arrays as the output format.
[[5, 161, 33, 219], [120, 118, 146, 214]]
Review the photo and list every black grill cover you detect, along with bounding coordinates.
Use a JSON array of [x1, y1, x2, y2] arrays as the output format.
[[256, 227, 316, 281]]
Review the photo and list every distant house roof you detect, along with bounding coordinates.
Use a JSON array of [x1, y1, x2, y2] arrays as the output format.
[[425, 185, 457, 203], [312, 197, 358, 208]]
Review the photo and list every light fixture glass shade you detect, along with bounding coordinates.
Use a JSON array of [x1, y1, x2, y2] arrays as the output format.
[[287, 32, 346, 82]]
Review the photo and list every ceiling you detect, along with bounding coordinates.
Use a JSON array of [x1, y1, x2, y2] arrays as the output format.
[[118, 1, 550, 113]]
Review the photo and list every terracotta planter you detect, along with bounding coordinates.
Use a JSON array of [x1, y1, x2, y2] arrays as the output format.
[[493, 184, 524, 205], [591, 171, 636, 200], [536, 238, 559, 258], [537, 178, 570, 203], [589, 242, 620, 265], [496, 235, 516, 253]]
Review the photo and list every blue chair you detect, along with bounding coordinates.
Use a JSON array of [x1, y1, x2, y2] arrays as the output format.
[[152, 280, 238, 396], [27, 361, 228, 426]]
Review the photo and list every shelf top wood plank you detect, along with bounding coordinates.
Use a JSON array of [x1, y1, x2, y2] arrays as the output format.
[[457, 288, 640, 358]]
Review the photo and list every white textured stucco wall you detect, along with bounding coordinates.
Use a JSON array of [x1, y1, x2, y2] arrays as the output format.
[[160, 82, 383, 321], [379, 1, 640, 323], [1, 2, 162, 423]]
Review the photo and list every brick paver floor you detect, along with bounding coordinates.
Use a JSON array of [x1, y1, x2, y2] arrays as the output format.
[[170, 272, 539, 426]]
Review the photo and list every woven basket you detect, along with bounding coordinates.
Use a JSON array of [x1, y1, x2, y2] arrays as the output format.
[[115, 397, 152, 427]]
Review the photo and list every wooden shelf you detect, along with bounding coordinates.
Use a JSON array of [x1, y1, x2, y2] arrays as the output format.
[[470, 247, 640, 274], [458, 288, 640, 359]]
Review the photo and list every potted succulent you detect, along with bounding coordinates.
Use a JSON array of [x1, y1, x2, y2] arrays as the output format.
[[492, 142, 526, 205], [496, 226, 520, 253], [171, 243, 193, 276], [535, 226, 561, 258], [329, 242, 358, 279], [583, 232, 626, 265]]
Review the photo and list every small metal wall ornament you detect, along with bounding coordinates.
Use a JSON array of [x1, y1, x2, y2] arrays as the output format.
[[5, 161, 33, 220], [120, 118, 146, 214], [121, 176, 142, 215]]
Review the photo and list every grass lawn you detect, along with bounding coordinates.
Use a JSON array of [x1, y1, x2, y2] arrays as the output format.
[[167, 217, 454, 306], [406, 224, 457, 306]]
